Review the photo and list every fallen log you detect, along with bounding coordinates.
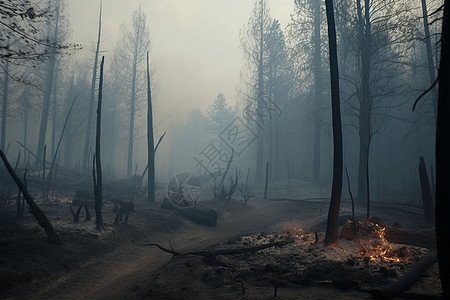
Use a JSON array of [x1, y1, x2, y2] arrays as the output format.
[[385, 227, 436, 249], [141, 238, 294, 258], [369, 250, 438, 299], [0, 150, 63, 245], [161, 198, 217, 226]]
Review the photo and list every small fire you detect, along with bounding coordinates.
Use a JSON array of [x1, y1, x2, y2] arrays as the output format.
[[358, 222, 407, 262], [283, 227, 305, 238], [282, 226, 313, 242]]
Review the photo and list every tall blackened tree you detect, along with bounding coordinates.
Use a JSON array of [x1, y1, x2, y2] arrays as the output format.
[[336, 0, 414, 208], [94, 56, 105, 229], [1, 61, 9, 150], [435, 1, 450, 296], [146, 51, 155, 202], [82, 0, 102, 172], [324, 0, 343, 246], [421, 0, 438, 123]]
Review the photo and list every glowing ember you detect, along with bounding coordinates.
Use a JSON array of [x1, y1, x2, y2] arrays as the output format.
[[358, 221, 408, 262], [282, 226, 312, 240]]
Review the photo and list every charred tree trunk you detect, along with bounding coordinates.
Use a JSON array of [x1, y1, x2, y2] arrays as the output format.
[[370, 251, 437, 299], [421, 0, 438, 123], [45, 95, 77, 196], [418, 156, 434, 223], [1, 150, 62, 245], [324, 0, 343, 246], [51, 63, 59, 159], [83, 2, 102, 172], [94, 56, 105, 230], [436, 1, 450, 296], [146, 51, 155, 202], [356, 0, 372, 204], [312, 0, 322, 183], [1, 61, 9, 151]]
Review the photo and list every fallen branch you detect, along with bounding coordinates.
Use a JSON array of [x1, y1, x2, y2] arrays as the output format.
[[141, 238, 294, 258], [0, 150, 63, 245], [141, 131, 166, 179], [369, 250, 438, 299]]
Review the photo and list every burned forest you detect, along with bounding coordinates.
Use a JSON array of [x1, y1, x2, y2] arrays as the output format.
[[1, 0, 448, 299]]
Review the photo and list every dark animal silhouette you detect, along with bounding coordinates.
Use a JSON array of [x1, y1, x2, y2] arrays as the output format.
[[113, 200, 135, 224]]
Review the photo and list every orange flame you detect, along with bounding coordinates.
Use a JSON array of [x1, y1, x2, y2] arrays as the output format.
[[282, 227, 312, 240], [359, 222, 404, 262]]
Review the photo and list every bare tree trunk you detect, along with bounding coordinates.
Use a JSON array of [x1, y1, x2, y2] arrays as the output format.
[[94, 56, 104, 230], [312, 0, 322, 183], [146, 52, 155, 202], [64, 75, 74, 168], [1, 61, 9, 151], [127, 41, 139, 177], [51, 63, 59, 159], [36, 0, 60, 167], [356, 0, 372, 206], [109, 85, 118, 172], [435, 2, 450, 296], [255, 1, 265, 185], [324, 0, 343, 246], [421, 0, 438, 123], [23, 96, 28, 165], [82, 1, 102, 172], [45, 95, 77, 196], [418, 156, 434, 223]]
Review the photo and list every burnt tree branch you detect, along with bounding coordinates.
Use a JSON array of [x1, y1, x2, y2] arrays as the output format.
[[0, 150, 62, 245], [141, 239, 294, 258]]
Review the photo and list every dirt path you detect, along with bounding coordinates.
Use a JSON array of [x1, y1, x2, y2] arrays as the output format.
[[6, 198, 430, 300], [12, 200, 324, 300]]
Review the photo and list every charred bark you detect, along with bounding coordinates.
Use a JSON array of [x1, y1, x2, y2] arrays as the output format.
[[418, 156, 434, 223], [83, 2, 102, 171], [421, 0, 438, 123], [435, 1, 450, 297], [141, 239, 294, 258], [94, 56, 105, 230], [146, 51, 155, 202], [312, 0, 322, 183], [1, 61, 9, 151], [324, 0, 343, 246]]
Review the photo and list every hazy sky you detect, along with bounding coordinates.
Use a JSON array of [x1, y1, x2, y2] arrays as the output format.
[[68, 0, 294, 123]]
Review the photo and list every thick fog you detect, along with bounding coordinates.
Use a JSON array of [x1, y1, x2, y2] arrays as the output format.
[[0, 0, 442, 203]]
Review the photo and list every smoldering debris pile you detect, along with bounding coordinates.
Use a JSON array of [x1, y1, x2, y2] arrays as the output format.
[[148, 229, 439, 299]]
